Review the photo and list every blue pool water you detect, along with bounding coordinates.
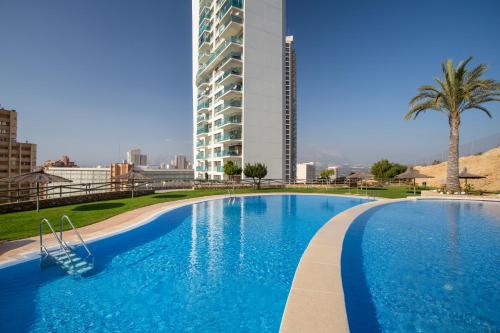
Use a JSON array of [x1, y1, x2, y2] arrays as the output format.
[[0, 194, 367, 332], [342, 200, 500, 333]]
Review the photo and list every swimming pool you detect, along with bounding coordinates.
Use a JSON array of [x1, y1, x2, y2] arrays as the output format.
[[342, 200, 500, 332], [0, 194, 367, 332]]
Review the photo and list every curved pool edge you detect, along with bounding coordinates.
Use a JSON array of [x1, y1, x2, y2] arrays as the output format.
[[0, 192, 375, 268], [279, 198, 406, 333], [279, 195, 500, 333]]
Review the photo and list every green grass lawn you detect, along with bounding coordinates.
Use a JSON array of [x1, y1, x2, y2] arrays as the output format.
[[0, 186, 420, 242]]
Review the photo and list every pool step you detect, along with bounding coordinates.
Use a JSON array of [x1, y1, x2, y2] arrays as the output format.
[[40, 216, 95, 277], [48, 248, 94, 275]]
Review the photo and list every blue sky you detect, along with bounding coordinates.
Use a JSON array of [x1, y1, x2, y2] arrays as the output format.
[[0, 0, 499, 166]]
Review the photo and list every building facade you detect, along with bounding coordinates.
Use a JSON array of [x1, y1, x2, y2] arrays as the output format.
[[46, 167, 111, 184], [0, 108, 37, 189], [192, 0, 285, 180], [127, 149, 148, 166], [296, 162, 315, 183], [171, 154, 189, 169], [43, 155, 78, 168], [284, 35, 297, 182]]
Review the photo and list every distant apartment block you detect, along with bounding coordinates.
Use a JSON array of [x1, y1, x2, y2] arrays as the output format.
[[192, 0, 285, 180], [296, 162, 315, 183], [284, 35, 297, 182], [171, 154, 189, 169], [0, 108, 37, 188], [46, 166, 111, 185], [127, 149, 148, 166], [43, 155, 78, 168]]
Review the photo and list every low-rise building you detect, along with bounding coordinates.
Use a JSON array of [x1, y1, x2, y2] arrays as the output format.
[[43, 155, 78, 168], [296, 162, 316, 183]]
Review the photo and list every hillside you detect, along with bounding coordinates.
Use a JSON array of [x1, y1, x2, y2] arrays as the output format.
[[414, 146, 500, 192]]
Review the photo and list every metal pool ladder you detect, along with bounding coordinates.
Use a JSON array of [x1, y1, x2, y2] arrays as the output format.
[[40, 215, 94, 276]]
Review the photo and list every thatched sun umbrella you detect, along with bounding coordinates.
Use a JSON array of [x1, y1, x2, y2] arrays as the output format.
[[116, 169, 151, 198], [0, 168, 72, 212], [347, 172, 374, 195], [395, 167, 434, 195], [459, 167, 485, 187]]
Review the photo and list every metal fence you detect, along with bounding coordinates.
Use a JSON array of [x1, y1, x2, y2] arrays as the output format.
[[0, 179, 194, 204], [0, 177, 417, 205]]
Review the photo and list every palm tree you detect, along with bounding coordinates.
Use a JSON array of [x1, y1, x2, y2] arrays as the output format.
[[405, 57, 499, 192]]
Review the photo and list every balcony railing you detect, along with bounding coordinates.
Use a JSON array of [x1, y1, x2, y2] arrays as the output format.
[[197, 90, 211, 100], [197, 114, 211, 122], [196, 166, 209, 172], [196, 139, 211, 147], [216, 67, 242, 83], [215, 149, 242, 157], [215, 83, 242, 99], [197, 76, 210, 87], [199, 22, 212, 36], [196, 126, 209, 134], [218, 0, 244, 20], [199, 8, 212, 25], [215, 116, 242, 127], [215, 131, 242, 142], [198, 35, 211, 48], [216, 165, 224, 172], [215, 99, 242, 113], [197, 101, 211, 111], [217, 15, 243, 35], [197, 37, 243, 75]]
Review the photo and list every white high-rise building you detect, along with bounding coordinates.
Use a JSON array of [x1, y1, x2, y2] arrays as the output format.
[[192, 0, 285, 180]]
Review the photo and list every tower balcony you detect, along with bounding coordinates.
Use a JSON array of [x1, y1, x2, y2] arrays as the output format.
[[217, 15, 243, 40], [197, 38, 242, 78], [214, 98, 242, 115], [216, 67, 242, 85]]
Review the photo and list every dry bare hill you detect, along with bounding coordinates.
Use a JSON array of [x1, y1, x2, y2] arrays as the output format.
[[414, 146, 500, 192]]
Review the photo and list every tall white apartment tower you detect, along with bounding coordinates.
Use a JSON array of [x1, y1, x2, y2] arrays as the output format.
[[192, 0, 285, 180], [284, 35, 297, 182]]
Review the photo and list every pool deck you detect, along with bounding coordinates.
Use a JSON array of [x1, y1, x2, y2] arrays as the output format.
[[1, 192, 498, 331]]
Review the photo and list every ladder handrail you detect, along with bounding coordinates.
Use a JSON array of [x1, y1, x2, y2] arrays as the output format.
[[60, 215, 93, 261], [40, 218, 76, 272]]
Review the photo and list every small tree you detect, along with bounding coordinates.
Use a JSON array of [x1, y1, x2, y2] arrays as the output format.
[[319, 169, 336, 183], [371, 159, 407, 179], [243, 163, 268, 189], [223, 161, 242, 181]]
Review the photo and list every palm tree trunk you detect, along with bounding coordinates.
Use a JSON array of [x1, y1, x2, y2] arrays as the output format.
[[446, 115, 461, 192]]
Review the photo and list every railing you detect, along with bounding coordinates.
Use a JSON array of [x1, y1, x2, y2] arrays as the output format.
[[215, 98, 242, 113], [40, 218, 75, 272], [199, 22, 212, 36], [215, 116, 242, 127], [196, 140, 209, 147], [217, 15, 243, 34], [216, 67, 242, 83], [218, 0, 244, 20], [60, 215, 93, 264], [215, 83, 242, 99], [216, 131, 242, 142], [196, 126, 209, 134], [197, 38, 243, 75], [199, 8, 212, 24], [0, 180, 193, 205], [197, 101, 211, 111], [197, 114, 211, 122]]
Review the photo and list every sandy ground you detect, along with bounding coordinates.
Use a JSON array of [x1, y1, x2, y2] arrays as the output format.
[[414, 146, 500, 192]]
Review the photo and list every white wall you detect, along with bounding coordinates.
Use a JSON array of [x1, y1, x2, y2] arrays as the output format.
[[242, 0, 284, 179]]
